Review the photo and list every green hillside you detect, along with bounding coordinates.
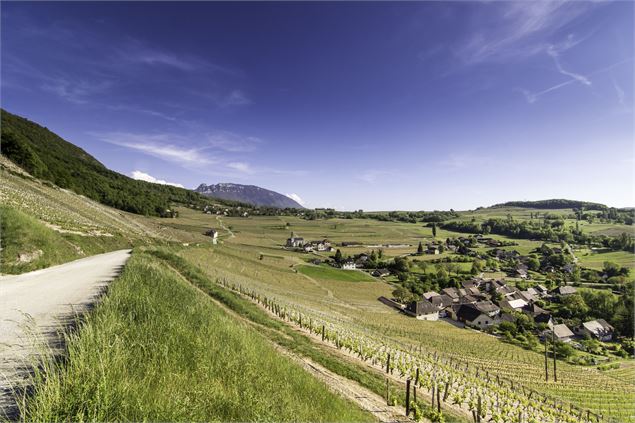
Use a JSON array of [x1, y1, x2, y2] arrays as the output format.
[[491, 199, 608, 210], [0, 109, 213, 216]]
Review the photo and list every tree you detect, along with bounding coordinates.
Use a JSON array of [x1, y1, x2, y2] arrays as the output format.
[[560, 293, 590, 320], [432, 223, 437, 238], [392, 287, 411, 303], [417, 241, 424, 255], [334, 249, 343, 263], [471, 259, 484, 275]]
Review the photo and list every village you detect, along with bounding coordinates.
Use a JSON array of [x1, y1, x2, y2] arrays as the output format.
[[282, 231, 630, 364]]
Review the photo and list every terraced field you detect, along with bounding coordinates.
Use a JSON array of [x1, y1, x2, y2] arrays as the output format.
[[0, 157, 197, 273], [161, 210, 635, 422]]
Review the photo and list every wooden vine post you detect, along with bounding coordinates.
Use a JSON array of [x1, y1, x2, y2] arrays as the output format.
[[544, 336, 549, 382], [405, 379, 411, 416], [386, 353, 391, 374], [321, 325, 325, 341]]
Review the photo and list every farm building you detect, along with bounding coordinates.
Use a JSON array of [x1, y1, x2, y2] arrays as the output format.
[[406, 300, 439, 321], [205, 229, 219, 244], [577, 319, 614, 341]]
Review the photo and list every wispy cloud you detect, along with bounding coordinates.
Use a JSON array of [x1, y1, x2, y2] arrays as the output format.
[[547, 37, 591, 86], [356, 170, 393, 183], [131, 170, 184, 188], [92, 132, 214, 166], [286, 193, 307, 207], [41, 77, 113, 104], [519, 58, 632, 104], [227, 162, 254, 174], [455, 1, 590, 64], [206, 131, 262, 152], [612, 75, 626, 106]]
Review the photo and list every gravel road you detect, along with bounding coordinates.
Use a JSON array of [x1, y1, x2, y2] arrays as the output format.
[[0, 249, 131, 419]]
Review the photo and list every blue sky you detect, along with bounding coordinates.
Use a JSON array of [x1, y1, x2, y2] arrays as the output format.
[[2, 1, 633, 210]]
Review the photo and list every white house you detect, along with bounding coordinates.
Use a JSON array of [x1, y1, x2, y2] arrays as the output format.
[[341, 260, 356, 270]]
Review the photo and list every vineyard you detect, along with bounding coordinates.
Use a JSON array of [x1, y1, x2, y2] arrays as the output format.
[[171, 212, 635, 423], [216, 277, 608, 423]]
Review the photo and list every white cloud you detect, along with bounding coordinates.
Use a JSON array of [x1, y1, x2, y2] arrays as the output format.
[[92, 132, 214, 166], [227, 162, 254, 173], [219, 90, 252, 107], [206, 131, 262, 152], [547, 42, 592, 86], [286, 193, 307, 207], [131, 171, 184, 188], [356, 170, 393, 183], [455, 2, 591, 64]]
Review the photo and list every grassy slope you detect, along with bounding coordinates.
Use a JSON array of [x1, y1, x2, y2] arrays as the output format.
[[0, 157, 201, 274], [298, 264, 376, 282], [165, 211, 634, 422], [22, 251, 371, 422], [0, 206, 130, 274]]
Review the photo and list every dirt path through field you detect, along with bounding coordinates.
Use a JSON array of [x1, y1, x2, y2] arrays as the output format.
[[165, 262, 413, 423]]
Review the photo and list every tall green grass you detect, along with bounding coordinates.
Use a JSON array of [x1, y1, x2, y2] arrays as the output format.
[[20, 251, 372, 422], [148, 247, 467, 423], [0, 205, 131, 274]]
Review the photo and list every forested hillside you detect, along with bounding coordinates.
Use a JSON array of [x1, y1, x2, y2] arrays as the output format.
[[491, 199, 608, 210], [0, 110, 213, 216]]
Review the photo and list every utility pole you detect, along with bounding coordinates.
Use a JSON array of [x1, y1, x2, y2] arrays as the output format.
[[552, 329, 558, 382]]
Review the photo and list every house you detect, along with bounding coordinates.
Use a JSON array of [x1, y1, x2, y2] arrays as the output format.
[[442, 287, 460, 301], [305, 239, 332, 252], [430, 294, 454, 310], [372, 268, 391, 277], [578, 319, 614, 341], [341, 260, 357, 270], [426, 244, 440, 255], [423, 291, 440, 300], [534, 313, 554, 328], [515, 264, 529, 279], [553, 286, 577, 296], [548, 324, 575, 343], [456, 304, 499, 328], [534, 285, 549, 297], [499, 298, 528, 311], [303, 244, 314, 252], [205, 229, 219, 244], [459, 295, 479, 304], [406, 300, 440, 321], [473, 300, 501, 317], [286, 233, 305, 248]]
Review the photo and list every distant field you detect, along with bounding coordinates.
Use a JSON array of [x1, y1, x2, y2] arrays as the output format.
[[161, 211, 635, 422], [577, 248, 635, 271], [298, 264, 376, 282]]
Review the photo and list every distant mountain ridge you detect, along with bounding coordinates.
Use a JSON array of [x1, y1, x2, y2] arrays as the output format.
[[491, 199, 608, 210], [195, 183, 303, 208]]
